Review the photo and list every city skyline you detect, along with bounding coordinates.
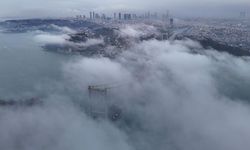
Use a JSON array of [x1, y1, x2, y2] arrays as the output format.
[[0, 0, 250, 18]]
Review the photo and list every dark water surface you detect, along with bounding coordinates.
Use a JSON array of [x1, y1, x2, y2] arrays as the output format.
[[0, 32, 71, 98]]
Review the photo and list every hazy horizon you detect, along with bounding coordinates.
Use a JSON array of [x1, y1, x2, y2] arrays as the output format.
[[0, 0, 250, 19]]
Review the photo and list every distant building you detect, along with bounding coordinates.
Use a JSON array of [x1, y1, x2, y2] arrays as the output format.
[[153, 12, 158, 19], [162, 10, 170, 21], [124, 14, 127, 20], [80, 15, 86, 19], [95, 13, 100, 19], [132, 14, 137, 19], [240, 11, 246, 18], [128, 14, 132, 20], [119, 13, 122, 20], [123, 14, 132, 20], [114, 13, 117, 19], [90, 12, 93, 19], [148, 11, 150, 19], [76, 15, 86, 20], [170, 18, 174, 28], [101, 14, 106, 20], [93, 12, 95, 19]]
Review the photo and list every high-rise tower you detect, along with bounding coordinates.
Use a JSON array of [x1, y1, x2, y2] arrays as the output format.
[[119, 13, 122, 20]]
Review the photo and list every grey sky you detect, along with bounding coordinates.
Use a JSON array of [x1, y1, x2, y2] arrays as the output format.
[[0, 0, 249, 18]]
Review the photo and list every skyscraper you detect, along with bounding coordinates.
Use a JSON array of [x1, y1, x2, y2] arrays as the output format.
[[128, 14, 132, 20], [101, 14, 106, 20], [124, 14, 127, 20], [119, 13, 122, 20], [93, 12, 95, 19], [90, 12, 93, 19], [240, 11, 246, 18], [170, 18, 174, 28]]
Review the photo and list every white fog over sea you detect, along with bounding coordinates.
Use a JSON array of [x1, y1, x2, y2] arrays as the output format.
[[1, 29, 250, 150]]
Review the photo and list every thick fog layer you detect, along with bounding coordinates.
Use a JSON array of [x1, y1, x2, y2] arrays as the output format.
[[64, 39, 250, 150], [1, 29, 250, 150]]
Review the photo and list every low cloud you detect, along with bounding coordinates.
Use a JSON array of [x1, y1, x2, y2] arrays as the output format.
[[0, 100, 133, 150], [2, 38, 250, 150], [119, 24, 158, 38], [50, 24, 76, 34], [64, 39, 250, 150], [34, 33, 104, 47], [76, 38, 104, 47], [34, 34, 70, 45]]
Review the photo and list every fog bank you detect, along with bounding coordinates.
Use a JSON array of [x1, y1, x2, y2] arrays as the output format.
[[1, 37, 250, 150]]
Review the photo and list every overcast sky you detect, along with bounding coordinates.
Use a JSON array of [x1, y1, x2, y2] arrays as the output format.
[[0, 0, 249, 18]]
